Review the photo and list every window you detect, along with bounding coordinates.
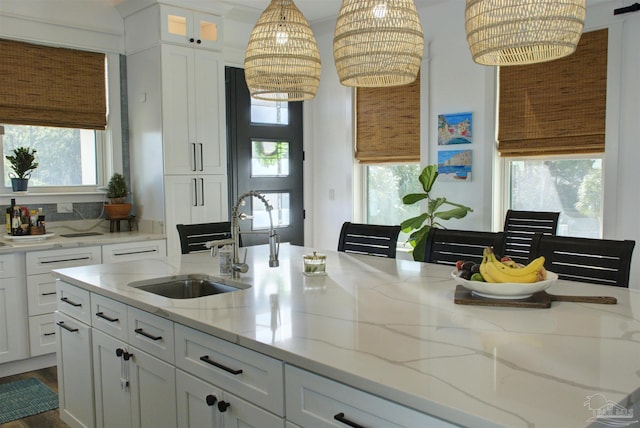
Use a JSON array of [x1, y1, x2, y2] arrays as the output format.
[[506, 157, 603, 238], [2, 124, 100, 188], [499, 30, 607, 237], [365, 164, 422, 243]]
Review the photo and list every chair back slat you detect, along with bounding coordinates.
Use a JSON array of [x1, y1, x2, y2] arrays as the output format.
[[338, 222, 401, 258], [176, 222, 233, 254], [503, 210, 560, 264], [531, 233, 635, 287], [423, 228, 504, 265]]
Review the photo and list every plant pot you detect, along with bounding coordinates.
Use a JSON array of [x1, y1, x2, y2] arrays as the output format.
[[11, 177, 29, 192], [104, 203, 132, 219]]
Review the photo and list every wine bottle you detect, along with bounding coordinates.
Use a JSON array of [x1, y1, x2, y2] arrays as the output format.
[[5, 198, 15, 235]]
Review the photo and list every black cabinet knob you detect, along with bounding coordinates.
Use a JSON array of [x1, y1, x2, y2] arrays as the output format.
[[205, 394, 217, 406], [217, 401, 230, 412]]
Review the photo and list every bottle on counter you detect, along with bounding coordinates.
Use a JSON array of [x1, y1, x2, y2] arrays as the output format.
[[219, 245, 233, 276], [11, 205, 22, 235], [5, 198, 16, 235], [37, 207, 46, 233]]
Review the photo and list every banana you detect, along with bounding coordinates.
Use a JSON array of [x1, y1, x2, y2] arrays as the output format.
[[483, 248, 546, 283], [479, 248, 497, 282]]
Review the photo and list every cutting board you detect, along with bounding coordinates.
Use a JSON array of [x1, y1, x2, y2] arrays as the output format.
[[454, 285, 617, 308]]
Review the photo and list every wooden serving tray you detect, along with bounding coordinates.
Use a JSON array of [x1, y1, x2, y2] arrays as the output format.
[[454, 285, 617, 308]]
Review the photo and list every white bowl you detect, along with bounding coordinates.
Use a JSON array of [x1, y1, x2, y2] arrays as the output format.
[[451, 270, 558, 299]]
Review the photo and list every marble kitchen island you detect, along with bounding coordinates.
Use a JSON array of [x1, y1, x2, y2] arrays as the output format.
[[52, 244, 640, 427]]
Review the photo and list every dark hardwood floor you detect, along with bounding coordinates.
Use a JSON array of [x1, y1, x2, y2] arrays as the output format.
[[0, 366, 68, 428]]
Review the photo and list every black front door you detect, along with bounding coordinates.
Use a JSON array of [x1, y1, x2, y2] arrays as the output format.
[[225, 67, 304, 246]]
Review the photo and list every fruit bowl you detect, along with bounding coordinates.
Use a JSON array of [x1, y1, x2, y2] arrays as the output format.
[[451, 270, 558, 299]]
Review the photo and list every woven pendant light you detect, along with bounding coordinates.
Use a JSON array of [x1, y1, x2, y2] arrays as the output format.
[[465, 0, 586, 66], [333, 0, 424, 87], [244, 0, 321, 101]]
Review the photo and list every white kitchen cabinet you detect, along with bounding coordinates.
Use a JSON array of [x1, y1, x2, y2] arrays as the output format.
[[176, 369, 284, 428], [160, 5, 222, 50], [0, 253, 28, 364], [165, 174, 228, 228], [56, 310, 95, 428], [161, 44, 226, 176], [285, 365, 454, 428], [26, 246, 101, 356], [92, 329, 177, 428], [101, 239, 166, 264]]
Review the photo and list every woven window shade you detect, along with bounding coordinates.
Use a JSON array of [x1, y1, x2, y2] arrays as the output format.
[[356, 71, 420, 163], [0, 39, 107, 130], [498, 29, 607, 157]]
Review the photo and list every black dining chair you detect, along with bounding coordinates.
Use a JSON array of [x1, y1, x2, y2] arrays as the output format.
[[502, 210, 560, 264], [422, 228, 504, 265], [176, 222, 233, 254], [531, 233, 635, 287], [337, 222, 401, 258]]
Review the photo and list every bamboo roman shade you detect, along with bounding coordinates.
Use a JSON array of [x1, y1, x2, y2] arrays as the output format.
[[355, 71, 420, 163], [498, 29, 607, 157], [0, 39, 107, 130]]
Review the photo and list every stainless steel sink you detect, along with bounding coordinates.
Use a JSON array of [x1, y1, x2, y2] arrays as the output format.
[[128, 274, 250, 299]]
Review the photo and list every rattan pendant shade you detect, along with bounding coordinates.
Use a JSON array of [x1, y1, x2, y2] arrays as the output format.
[[244, 0, 321, 101], [333, 0, 424, 87], [465, 0, 586, 66]]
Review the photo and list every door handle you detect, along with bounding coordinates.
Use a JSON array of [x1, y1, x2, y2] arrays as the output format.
[[198, 143, 204, 171], [191, 143, 197, 171], [193, 178, 198, 207], [200, 178, 205, 206]]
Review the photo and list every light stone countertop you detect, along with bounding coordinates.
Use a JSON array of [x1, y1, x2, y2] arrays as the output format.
[[51, 244, 640, 428], [0, 230, 165, 254]]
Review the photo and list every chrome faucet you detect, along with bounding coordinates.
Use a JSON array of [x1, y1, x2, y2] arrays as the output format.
[[206, 191, 280, 277]]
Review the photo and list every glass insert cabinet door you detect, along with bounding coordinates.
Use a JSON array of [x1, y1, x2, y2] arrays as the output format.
[[161, 6, 222, 50]]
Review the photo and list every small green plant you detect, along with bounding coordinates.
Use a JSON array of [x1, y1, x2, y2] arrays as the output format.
[[6, 147, 38, 179], [106, 173, 128, 203], [401, 165, 473, 261]]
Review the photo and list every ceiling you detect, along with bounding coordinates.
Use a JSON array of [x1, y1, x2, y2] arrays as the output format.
[[218, 0, 612, 24]]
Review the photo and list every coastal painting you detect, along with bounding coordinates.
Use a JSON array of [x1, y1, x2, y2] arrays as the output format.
[[438, 112, 473, 145], [438, 150, 472, 182]]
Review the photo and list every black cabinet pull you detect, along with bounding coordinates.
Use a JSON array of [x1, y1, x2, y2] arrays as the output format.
[[44, 332, 56, 336], [334, 413, 366, 428], [116, 348, 124, 357], [134, 328, 162, 341], [123, 351, 132, 361], [60, 297, 82, 307], [96, 312, 119, 323], [57, 321, 79, 333], [199, 355, 243, 375], [217, 401, 230, 412], [196, 39, 202, 44], [42, 291, 57, 296], [189, 37, 195, 43], [205, 394, 217, 406]]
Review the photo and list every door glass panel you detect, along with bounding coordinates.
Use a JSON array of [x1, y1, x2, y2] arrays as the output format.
[[251, 99, 289, 124], [251, 141, 289, 177], [167, 15, 187, 36], [199, 20, 218, 42], [252, 193, 290, 229]]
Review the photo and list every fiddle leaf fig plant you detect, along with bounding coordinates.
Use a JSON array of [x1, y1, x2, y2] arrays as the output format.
[[401, 165, 473, 261], [6, 146, 38, 179]]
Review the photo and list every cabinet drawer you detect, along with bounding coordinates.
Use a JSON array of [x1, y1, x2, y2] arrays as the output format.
[[128, 306, 175, 364], [102, 239, 167, 264], [57, 281, 92, 324], [27, 273, 58, 315], [29, 313, 57, 356], [175, 324, 284, 416], [91, 294, 129, 341], [27, 246, 101, 275], [285, 365, 454, 428], [0, 253, 17, 278]]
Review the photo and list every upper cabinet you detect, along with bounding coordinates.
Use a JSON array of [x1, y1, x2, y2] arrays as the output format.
[[161, 5, 222, 51], [122, 3, 224, 54]]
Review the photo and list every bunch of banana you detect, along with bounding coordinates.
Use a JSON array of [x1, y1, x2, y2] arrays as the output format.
[[479, 247, 547, 283]]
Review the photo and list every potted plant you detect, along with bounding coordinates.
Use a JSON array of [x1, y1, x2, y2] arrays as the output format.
[[5, 147, 38, 192], [104, 173, 131, 218], [400, 165, 473, 261]]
